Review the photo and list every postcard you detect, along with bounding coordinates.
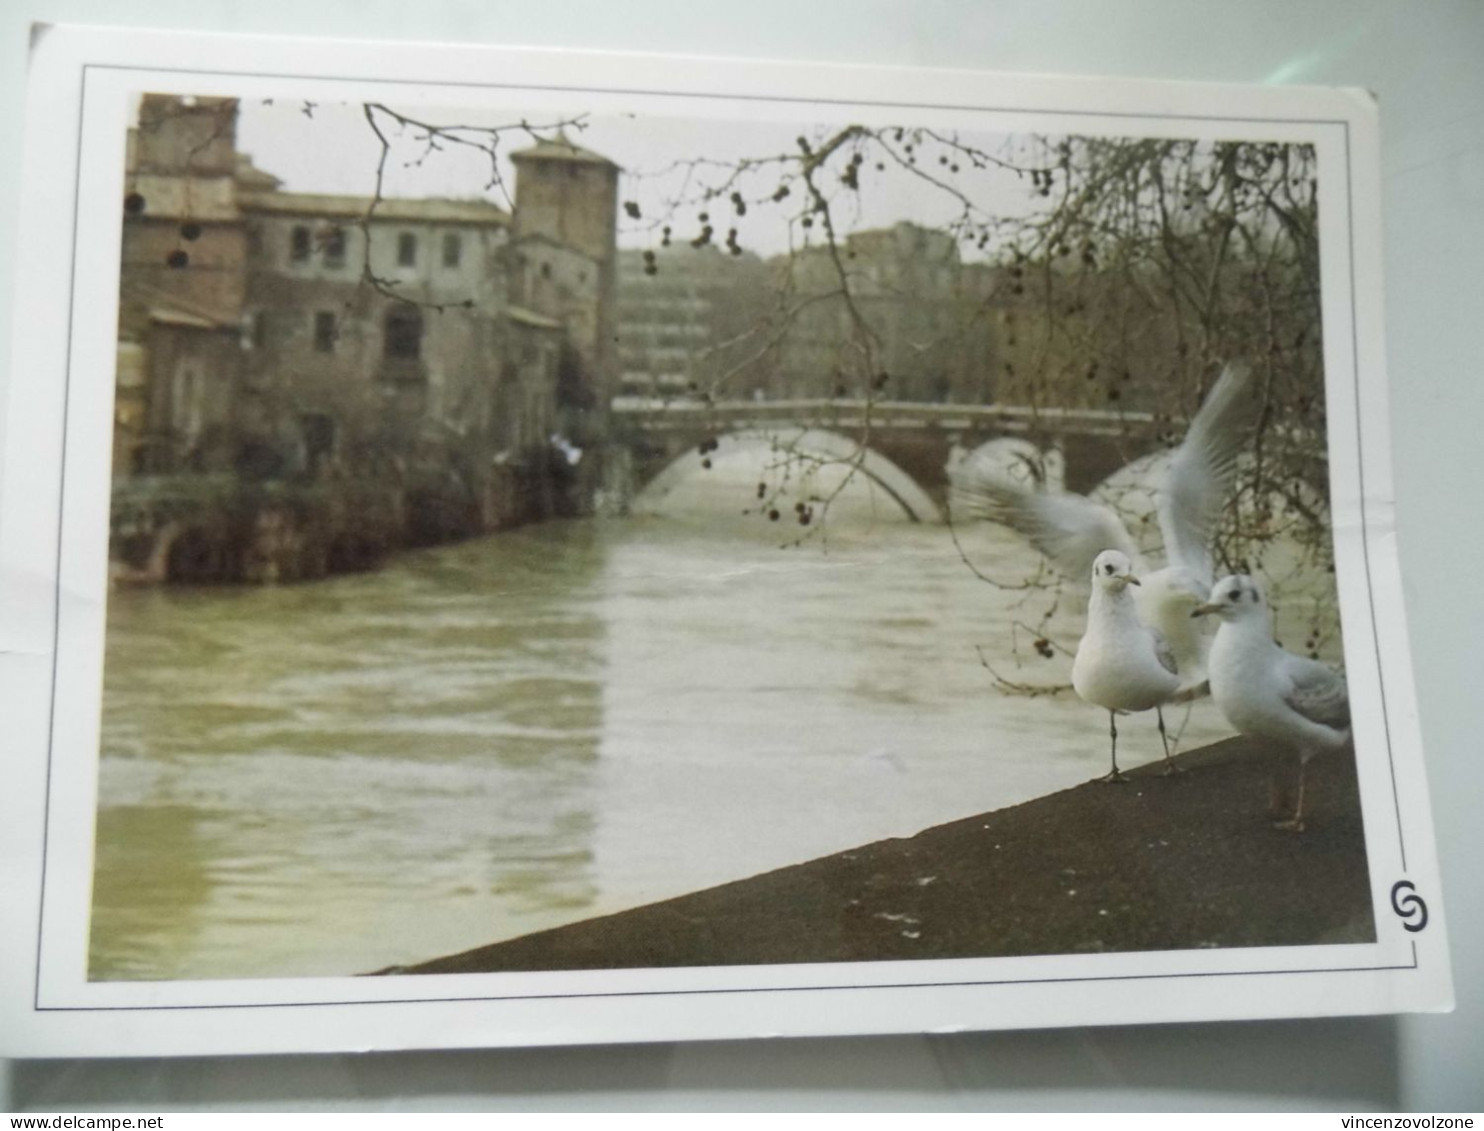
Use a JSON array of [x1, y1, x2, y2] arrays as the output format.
[[0, 24, 1452, 1056]]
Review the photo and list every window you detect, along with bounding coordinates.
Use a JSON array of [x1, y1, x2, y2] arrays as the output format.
[[323, 228, 346, 267], [314, 311, 336, 353], [442, 233, 461, 268], [398, 232, 417, 267], [301, 413, 335, 471], [290, 226, 311, 262], [384, 308, 423, 360]]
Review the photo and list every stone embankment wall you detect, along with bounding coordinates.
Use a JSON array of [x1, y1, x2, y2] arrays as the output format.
[[109, 456, 582, 585]]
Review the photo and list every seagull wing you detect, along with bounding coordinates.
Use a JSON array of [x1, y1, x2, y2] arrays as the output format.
[[951, 468, 1139, 583], [1148, 628, 1179, 676], [1280, 655, 1351, 731], [1157, 361, 1260, 592]]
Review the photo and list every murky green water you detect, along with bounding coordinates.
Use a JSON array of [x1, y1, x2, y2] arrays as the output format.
[[92, 458, 1326, 981]]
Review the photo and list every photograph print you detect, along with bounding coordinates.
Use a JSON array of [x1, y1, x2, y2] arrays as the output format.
[[90, 83, 1376, 988]]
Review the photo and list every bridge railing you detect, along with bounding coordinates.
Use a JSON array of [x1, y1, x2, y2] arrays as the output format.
[[610, 397, 1160, 438]]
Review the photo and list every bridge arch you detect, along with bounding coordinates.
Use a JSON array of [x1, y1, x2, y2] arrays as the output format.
[[632, 427, 945, 524], [611, 398, 1171, 506]]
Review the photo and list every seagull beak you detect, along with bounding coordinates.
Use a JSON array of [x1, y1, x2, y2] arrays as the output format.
[[1191, 602, 1220, 618], [1126, 575, 1142, 586]]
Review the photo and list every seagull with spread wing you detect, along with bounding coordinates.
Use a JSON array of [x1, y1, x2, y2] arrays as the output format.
[[950, 361, 1260, 693], [1193, 574, 1351, 831]]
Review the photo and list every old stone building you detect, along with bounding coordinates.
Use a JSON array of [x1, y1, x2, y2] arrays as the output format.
[[114, 95, 617, 581], [234, 188, 515, 477]]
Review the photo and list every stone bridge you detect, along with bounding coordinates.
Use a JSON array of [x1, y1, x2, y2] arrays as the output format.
[[608, 397, 1169, 515]]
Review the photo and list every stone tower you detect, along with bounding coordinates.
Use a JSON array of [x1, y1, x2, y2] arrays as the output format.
[[118, 96, 251, 475], [122, 95, 250, 328], [509, 133, 620, 416], [134, 94, 240, 176]]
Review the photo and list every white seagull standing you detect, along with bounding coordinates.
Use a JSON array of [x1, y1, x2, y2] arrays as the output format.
[[1193, 574, 1351, 830], [1072, 549, 1182, 782], [950, 362, 1259, 691]]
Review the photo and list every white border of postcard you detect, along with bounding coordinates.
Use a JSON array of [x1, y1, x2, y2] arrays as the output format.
[[0, 23, 1453, 1057]]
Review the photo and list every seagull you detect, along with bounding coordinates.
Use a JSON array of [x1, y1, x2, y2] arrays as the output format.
[[948, 437, 1065, 495], [1071, 549, 1182, 782], [1193, 574, 1351, 830], [950, 362, 1259, 691]]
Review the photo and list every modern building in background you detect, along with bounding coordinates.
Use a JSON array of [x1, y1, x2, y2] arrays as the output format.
[[771, 222, 998, 404], [615, 221, 999, 406], [616, 244, 772, 399]]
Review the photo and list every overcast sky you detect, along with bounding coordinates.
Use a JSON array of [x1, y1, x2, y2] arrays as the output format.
[[231, 98, 1053, 260]]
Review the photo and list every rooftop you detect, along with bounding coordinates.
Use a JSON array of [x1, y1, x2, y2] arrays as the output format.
[[239, 190, 512, 226], [122, 278, 241, 328], [510, 131, 619, 170], [234, 153, 282, 191]]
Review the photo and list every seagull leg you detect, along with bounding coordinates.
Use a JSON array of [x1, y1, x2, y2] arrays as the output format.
[[1098, 711, 1129, 784], [1268, 772, 1286, 819], [1156, 707, 1180, 775], [1173, 701, 1194, 747], [1274, 760, 1309, 832]]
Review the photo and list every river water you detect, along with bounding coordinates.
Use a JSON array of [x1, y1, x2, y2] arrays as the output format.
[[90, 455, 1293, 982]]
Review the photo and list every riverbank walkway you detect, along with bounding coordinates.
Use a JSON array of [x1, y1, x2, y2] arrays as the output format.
[[391, 736, 1373, 974]]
